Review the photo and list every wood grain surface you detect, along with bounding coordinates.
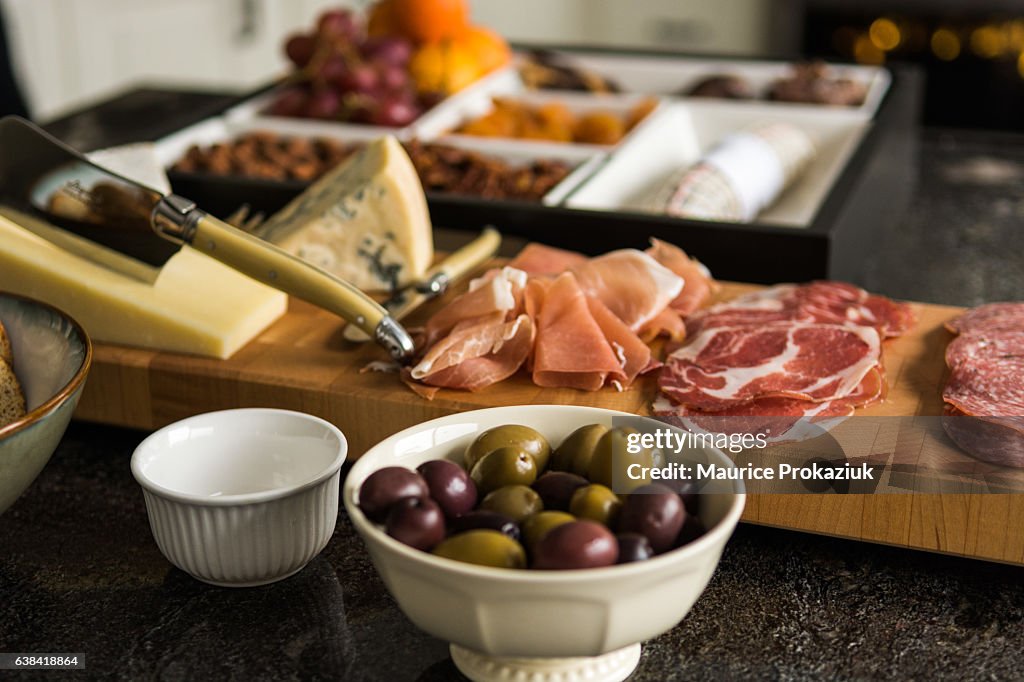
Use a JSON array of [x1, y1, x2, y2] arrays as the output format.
[[74, 277, 1024, 566]]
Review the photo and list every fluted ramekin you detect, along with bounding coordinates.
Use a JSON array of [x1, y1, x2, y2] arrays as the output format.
[[131, 408, 346, 587]]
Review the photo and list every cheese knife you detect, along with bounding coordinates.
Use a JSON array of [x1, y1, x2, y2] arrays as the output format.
[[0, 116, 415, 360], [343, 227, 501, 343]]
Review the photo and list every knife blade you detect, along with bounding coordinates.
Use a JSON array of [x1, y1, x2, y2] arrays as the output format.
[[343, 227, 502, 343], [0, 116, 415, 360]]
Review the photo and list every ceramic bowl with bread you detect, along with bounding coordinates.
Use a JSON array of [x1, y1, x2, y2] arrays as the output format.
[[0, 292, 91, 515], [344, 405, 745, 682]]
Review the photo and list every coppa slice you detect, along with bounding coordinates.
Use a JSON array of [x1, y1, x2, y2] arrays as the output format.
[[659, 322, 882, 411]]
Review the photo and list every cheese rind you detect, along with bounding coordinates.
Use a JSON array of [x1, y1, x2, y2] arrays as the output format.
[[0, 216, 287, 359], [255, 136, 433, 293]]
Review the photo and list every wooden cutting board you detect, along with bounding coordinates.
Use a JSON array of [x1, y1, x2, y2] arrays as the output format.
[[75, 279, 1024, 566]]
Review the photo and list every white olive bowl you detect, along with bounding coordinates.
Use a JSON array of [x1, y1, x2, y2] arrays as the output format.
[[132, 408, 347, 587], [345, 405, 745, 676]]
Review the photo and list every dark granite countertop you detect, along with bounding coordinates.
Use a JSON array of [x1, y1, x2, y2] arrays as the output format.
[[2, 89, 1023, 680]]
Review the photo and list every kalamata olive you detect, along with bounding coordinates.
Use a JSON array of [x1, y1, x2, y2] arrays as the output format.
[[450, 509, 521, 541], [470, 447, 537, 495], [532, 471, 588, 511], [533, 520, 618, 570], [359, 467, 429, 522], [616, 532, 654, 563], [618, 484, 684, 553], [669, 479, 701, 516], [521, 511, 575, 553], [551, 424, 609, 475], [465, 425, 551, 472], [479, 485, 543, 523], [677, 515, 706, 547], [385, 497, 445, 551], [432, 530, 527, 569], [417, 460, 477, 518], [569, 484, 622, 527], [587, 427, 654, 493]]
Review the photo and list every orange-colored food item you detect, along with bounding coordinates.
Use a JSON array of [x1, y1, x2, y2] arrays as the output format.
[[367, 0, 400, 37], [409, 39, 478, 94], [393, 0, 470, 43], [454, 97, 656, 145], [461, 25, 512, 74]]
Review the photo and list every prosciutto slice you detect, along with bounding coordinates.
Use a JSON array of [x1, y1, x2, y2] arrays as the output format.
[[571, 250, 683, 331], [658, 322, 882, 411], [532, 273, 627, 391], [507, 243, 589, 277], [645, 238, 716, 315], [419, 315, 535, 391], [423, 267, 527, 347]]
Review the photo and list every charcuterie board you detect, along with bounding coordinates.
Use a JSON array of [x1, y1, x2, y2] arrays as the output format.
[[74, 277, 1024, 566]]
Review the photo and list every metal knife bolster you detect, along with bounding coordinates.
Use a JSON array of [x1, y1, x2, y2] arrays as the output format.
[[151, 194, 201, 245], [374, 316, 416, 359]]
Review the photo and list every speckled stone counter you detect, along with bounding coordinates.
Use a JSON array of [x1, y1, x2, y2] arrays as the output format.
[[2, 91, 1023, 680]]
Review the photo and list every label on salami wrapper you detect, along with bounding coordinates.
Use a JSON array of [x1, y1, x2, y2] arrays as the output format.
[[703, 132, 787, 222]]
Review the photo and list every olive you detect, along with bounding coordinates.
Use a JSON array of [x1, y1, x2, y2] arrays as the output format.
[[432, 529, 527, 569], [616, 532, 654, 564], [587, 427, 654, 493], [417, 459, 477, 518], [551, 424, 609, 475], [479, 485, 543, 523], [672, 479, 701, 517], [359, 467, 429, 522], [532, 471, 589, 511], [470, 447, 537, 495], [521, 511, 575, 553], [450, 510, 522, 541], [465, 425, 551, 472], [618, 484, 684, 553], [569, 484, 622, 527], [533, 520, 618, 570], [385, 497, 446, 551], [676, 515, 706, 547]]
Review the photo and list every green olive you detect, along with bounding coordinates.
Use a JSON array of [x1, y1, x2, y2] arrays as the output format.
[[432, 530, 527, 569], [551, 424, 610, 475], [465, 425, 551, 473], [569, 484, 622, 527], [470, 447, 538, 496], [587, 427, 653, 493], [520, 511, 575, 553], [480, 485, 543, 523]]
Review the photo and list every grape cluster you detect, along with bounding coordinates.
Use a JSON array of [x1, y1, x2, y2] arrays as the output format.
[[270, 9, 430, 127]]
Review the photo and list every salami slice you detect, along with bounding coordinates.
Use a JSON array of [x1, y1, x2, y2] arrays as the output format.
[[945, 302, 1024, 335], [943, 331, 1024, 418]]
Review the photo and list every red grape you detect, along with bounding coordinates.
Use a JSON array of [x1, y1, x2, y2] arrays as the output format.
[[266, 86, 309, 117], [339, 64, 379, 94], [317, 9, 360, 41], [318, 55, 350, 88], [284, 33, 316, 68], [371, 96, 420, 127], [305, 88, 342, 120], [377, 64, 409, 92], [361, 37, 413, 66]]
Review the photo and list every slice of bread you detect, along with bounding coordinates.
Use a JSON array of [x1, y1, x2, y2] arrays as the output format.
[[0, 356, 26, 428], [0, 319, 12, 365]]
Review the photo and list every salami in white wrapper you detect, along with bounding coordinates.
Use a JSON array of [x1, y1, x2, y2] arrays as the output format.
[[652, 122, 816, 222]]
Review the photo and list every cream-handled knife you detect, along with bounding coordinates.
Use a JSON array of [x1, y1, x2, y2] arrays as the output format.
[[343, 227, 502, 343]]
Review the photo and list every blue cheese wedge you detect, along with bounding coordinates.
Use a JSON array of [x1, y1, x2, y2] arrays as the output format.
[[255, 135, 433, 293]]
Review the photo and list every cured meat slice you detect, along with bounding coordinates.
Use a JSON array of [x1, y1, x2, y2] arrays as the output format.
[[645, 238, 716, 315], [571, 249, 683, 331], [659, 322, 882, 411], [942, 404, 1024, 468], [532, 273, 625, 391], [420, 315, 535, 392], [586, 296, 652, 388], [423, 267, 526, 346], [507, 243, 588, 277], [686, 282, 914, 338], [638, 308, 687, 343], [943, 331, 1024, 418], [945, 302, 1024, 335]]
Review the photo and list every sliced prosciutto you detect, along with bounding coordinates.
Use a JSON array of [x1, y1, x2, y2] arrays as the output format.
[[417, 315, 535, 391], [645, 238, 716, 315], [659, 322, 882, 411], [532, 273, 629, 391], [571, 250, 683, 331], [507, 243, 589, 277], [423, 267, 527, 347]]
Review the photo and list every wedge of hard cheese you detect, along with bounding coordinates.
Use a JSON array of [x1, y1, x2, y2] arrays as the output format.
[[254, 135, 432, 293], [0, 215, 287, 359]]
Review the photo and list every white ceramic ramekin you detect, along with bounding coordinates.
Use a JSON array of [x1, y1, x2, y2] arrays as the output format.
[[132, 408, 347, 587]]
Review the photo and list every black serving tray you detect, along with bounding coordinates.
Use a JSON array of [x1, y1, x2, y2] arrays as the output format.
[[164, 50, 922, 285]]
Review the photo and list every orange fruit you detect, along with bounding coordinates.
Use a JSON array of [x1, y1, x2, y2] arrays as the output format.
[[393, 0, 470, 43], [367, 0, 400, 37], [461, 25, 511, 74]]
